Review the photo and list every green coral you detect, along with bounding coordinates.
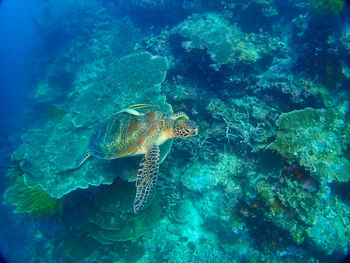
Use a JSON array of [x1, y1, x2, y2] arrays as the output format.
[[116, 52, 167, 92], [4, 174, 64, 219], [279, 187, 319, 226], [309, 0, 344, 16], [269, 108, 350, 183]]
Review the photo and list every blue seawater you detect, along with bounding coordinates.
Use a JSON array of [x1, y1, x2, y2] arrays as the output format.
[[1, 0, 350, 263]]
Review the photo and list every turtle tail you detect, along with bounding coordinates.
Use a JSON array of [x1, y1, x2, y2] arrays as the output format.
[[59, 151, 92, 174]]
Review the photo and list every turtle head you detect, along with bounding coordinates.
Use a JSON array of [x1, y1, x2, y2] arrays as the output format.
[[172, 117, 198, 138]]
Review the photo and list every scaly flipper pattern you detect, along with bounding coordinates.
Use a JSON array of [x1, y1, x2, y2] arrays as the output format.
[[133, 145, 160, 213]]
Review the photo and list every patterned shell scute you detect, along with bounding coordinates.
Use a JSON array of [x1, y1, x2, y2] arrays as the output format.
[[89, 111, 165, 159]]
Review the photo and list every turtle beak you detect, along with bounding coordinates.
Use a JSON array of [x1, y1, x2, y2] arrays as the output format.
[[191, 122, 198, 136], [190, 124, 198, 136], [184, 120, 198, 137]]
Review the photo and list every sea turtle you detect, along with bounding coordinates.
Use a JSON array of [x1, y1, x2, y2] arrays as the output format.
[[70, 105, 198, 213]]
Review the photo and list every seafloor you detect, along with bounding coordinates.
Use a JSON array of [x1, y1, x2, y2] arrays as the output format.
[[1, 0, 350, 262]]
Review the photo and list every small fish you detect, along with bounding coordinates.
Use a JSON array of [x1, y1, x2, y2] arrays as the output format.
[[116, 104, 159, 116], [117, 108, 144, 116], [209, 63, 221, 72]]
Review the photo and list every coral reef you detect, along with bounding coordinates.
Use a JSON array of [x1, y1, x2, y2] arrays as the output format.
[[255, 171, 350, 255], [2, 0, 350, 262]]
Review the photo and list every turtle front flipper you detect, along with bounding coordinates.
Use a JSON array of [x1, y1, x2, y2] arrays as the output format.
[[133, 145, 160, 213]]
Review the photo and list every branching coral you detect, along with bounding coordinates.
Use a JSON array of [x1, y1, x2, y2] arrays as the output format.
[[207, 97, 276, 152]]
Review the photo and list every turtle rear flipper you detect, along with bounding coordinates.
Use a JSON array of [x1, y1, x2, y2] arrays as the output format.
[[133, 145, 159, 213], [72, 150, 92, 169], [59, 151, 91, 174]]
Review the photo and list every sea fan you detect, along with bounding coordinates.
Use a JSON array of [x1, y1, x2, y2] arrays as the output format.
[[3, 172, 64, 220]]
